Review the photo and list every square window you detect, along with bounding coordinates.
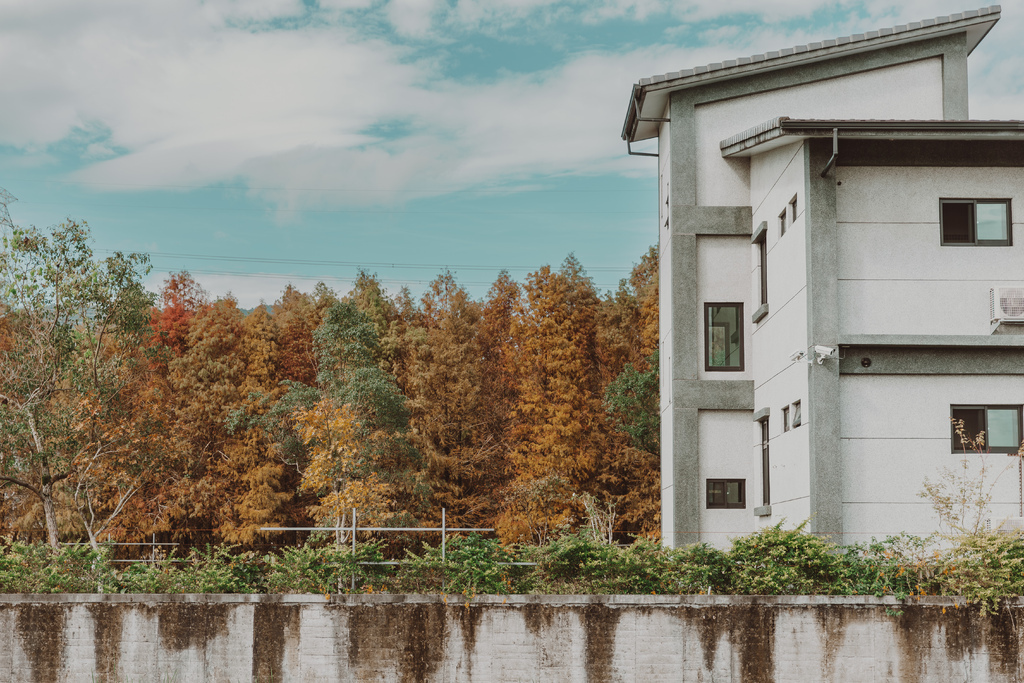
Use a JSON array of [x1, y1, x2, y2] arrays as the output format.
[[941, 200, 1011, 246], [707, 479, 746, 509], [791, 400, 802, 428], [705, 303, 744, 371], [782, 405, 790, 432], [951, 405, 1022, 453]]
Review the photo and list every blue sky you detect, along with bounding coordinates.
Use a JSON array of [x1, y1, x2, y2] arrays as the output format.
[[2, 0, 1022, 306]]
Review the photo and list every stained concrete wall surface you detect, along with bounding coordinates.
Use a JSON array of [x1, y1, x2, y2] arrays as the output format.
[[2, 594, 1023, 682]]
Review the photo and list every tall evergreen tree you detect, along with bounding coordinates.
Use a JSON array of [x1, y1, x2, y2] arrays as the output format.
[[497, 256, 608, 542], [404, 273, 492, 525], [601, 247, 660, 537], [219, 306, 292, 543], [274, 285, 317, 386], [163, 297, 246, 541]]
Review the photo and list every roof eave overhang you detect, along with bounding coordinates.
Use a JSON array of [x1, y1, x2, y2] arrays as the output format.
[[720, 119, 1024, 157], [621, 11, 1000, 143]]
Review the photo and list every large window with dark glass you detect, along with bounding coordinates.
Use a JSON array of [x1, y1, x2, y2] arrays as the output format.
[[705, 303, 744, 371], [707, 479, 745, 509], [941, 200, 1011, 246], [951, 405, 1022, 453]]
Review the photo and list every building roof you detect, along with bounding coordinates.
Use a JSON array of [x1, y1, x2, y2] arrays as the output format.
[[718, 117, 1024, 156], [623, 7, 1001, 142]]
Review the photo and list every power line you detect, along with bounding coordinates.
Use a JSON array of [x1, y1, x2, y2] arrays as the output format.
[[20, 200, 648, 216], [149, 267, 624, 289], [6, 179, 655, 194], [114, 250, 631, 273]]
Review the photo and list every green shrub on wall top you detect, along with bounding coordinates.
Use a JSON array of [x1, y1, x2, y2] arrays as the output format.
[[729, 522, 854, 596], [3, 526, 1024, 614]]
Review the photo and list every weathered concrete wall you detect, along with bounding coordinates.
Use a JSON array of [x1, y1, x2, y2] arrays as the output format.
[[1, 594, 1023, 682]]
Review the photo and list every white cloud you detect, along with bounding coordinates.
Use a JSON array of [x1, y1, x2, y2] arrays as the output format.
[[2, 0, 1022, 217], [387, 0, 445, 37], [1, 0, 696, 206]]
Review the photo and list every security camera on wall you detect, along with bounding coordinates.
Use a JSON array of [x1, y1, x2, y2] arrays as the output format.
[[813, 346, 837, 363]]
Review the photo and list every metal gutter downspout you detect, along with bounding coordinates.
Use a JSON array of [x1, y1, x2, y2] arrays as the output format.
[[626, 89, 668, 158], [820, 128, 838, 178], [627, 141, 659, 158]]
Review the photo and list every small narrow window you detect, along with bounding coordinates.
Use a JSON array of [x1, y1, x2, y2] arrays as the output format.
[[705, 303, 744, 371], [707, 479, 746, 509], [782, 405, 790, 432], [760, 419, 770, 506], [755, 233, 768, 307], [941, 200, 1011, 246], [789, 195, 798, 222], [779, 208, 787, 237], [791, 400, 802, 428], [951, 405, 1022, 453]]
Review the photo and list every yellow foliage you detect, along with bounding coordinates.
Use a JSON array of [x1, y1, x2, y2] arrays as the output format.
[[292, 398, 392, 524]]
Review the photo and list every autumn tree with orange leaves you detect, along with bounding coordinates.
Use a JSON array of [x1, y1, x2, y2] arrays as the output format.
[[217, 305, 293, 543], [496, 256, 611, 542], [403, 273, 494, 527], [0, 218, 659, 549]]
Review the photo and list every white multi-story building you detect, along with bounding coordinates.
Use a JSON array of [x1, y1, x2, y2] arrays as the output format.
[[621, 6, 1024, 547]]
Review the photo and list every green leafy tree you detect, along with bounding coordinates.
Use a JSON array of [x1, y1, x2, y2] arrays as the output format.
[[0, 219, 155, 548], [605, 351, 659, 455], [314, 301, 427, 520]]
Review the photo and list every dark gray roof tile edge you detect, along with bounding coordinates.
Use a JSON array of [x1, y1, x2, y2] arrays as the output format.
[[640, 5, 1000, 87], [721, 117, 1024, 151], [720, 116, 790, 149]]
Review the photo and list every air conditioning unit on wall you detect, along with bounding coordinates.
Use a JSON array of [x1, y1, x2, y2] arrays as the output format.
[[991, 287, 1024, 324]]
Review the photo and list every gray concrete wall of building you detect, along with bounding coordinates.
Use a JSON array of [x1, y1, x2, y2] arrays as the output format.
[[748, 141, 812, 536], [804, 139, 843, 540], [4, 593, 1024, 682], [839, 372, 1024, 541], [836, 165, 1024, 338], [658, 30, 973, 547]]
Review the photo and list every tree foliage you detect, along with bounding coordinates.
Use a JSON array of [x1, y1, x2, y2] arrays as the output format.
[[0, 220, 158, 548], [0, 206, 660, 549], [293, 398, 391, 526]]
